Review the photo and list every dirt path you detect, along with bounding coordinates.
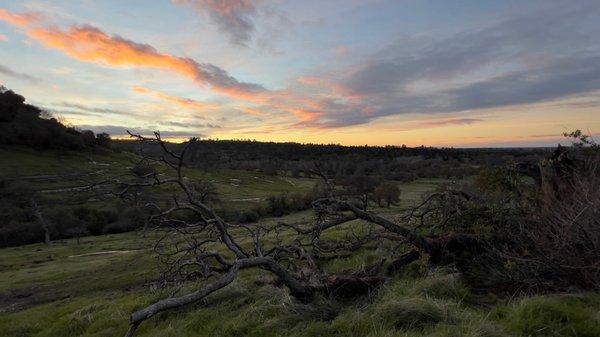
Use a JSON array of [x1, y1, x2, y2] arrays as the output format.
[[68, 250, 139, 258]]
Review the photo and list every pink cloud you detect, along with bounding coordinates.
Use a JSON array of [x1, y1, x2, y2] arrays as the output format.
[[0, 9, 40, 26]]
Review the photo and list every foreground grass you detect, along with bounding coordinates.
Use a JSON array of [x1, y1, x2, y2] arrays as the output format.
[[1, 229, 599, 337]]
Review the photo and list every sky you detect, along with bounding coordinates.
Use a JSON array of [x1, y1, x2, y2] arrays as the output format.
[[0, 0, 599, 147]]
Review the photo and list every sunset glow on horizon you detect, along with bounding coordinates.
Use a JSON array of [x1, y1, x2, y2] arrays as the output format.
[[1, 0, 599, 147]]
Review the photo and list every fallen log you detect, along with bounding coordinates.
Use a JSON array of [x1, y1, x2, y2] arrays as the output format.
[[387, 250, 421, 275]]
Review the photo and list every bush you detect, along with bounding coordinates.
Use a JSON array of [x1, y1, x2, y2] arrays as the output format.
[[0, 179, 41, 246], [73, 207, 118, 235], [0, 221, 42, 247], [264, 191, 314, 218], [266, 194, 290, 217], [471, 148, 600, 291], [130, 163, 155, 178], [372, 182, 401, 207], [103, 221, 134, 234], [237, 210, 260, 223]]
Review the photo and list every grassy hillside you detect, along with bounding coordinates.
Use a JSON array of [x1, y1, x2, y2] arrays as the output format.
[[0, 146, 316, 210]]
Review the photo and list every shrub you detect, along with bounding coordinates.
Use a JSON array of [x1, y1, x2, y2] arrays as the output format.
[[473, 149, 600, 291], [237, 210, 260, 223], [266, 194, 290, 217], [73, 207, 118, 235], [103, 221, 134, 234], [372, 182, 401, 207], [0, 221, 42, 247]]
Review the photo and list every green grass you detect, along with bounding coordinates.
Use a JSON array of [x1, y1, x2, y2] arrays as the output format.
[[0, 145, 315, 212], [0, 145, 452, 221], [1, 225, 599, 337]]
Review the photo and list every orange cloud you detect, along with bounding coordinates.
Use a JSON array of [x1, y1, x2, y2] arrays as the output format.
[[23, 24, 265, 100], [417, 118, 482, 127], [132, 86, 219, 111], [0, 33, 7, 41], [296, 76, 322, 86], [0, 8, 334, 125], [0, 9, 39, 26], [289, 108, 323, 122], [238, 106, 265, 116]]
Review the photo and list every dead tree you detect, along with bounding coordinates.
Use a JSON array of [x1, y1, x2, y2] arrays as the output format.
[[111, 132, 420, 337], [113, 131, 486, 336], [118, 131, 600, 335], [31, 198, 51, 245]]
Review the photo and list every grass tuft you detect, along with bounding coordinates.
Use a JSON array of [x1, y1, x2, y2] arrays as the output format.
[[411, 271, 472, 302], [503, 294, 600, 337], [374, 297, 452, 330]]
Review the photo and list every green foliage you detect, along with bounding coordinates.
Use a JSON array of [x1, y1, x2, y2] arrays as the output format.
[[0, 179, 41, 246], [563, 129, 598, 149], [236, 209, 260, 223], [0, 87, 112, 150], [373, 182, 401, 207], [260, 191, 315, 218], [72, 207, 119, 236], [474, 166, 522, 198]]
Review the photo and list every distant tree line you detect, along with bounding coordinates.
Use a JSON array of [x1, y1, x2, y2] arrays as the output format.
[[115, 138, 548, 185], [0, 175, 150, 247]]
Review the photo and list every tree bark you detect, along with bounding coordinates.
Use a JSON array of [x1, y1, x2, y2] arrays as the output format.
[[387, 250, 420, 274], [125, 256, 312, 337], [31, 199, 50, 245]]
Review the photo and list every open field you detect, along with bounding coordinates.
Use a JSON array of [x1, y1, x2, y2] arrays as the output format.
[[0, 145, 455, 214], [0, 146, 315, 212]]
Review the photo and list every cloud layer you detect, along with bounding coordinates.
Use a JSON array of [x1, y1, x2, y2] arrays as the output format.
[[322, 1, 600, 127], [132, 86, 219, 111], [1, 1, 600, 141], [0, 64, 39, 82], [76, 124, 205, 138], [175, 0, 258, 46]]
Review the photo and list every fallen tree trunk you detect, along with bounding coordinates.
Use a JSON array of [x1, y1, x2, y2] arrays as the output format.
[[125, 256, 312, 337], [319, 275, 386, 298], [387, 250, 421, 275]]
